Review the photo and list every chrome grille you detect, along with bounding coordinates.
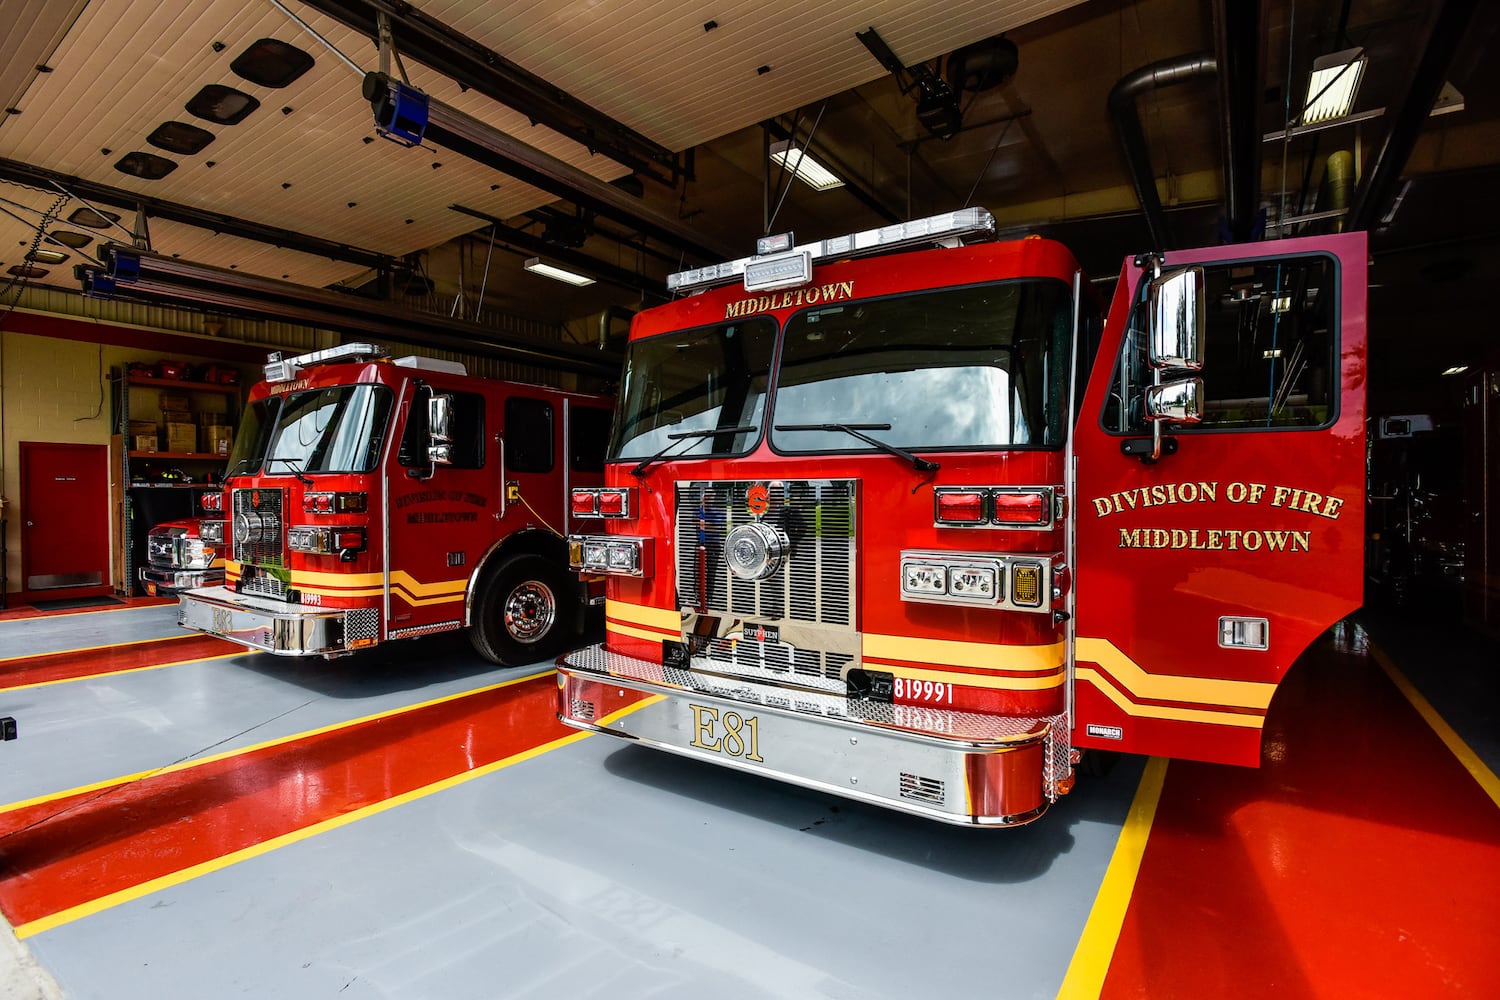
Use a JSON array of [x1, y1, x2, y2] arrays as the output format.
[[233, 487, 287, 600], [899, 772, 946, 805], [232, 487, 285, 566], [676, 480, 855, 627]]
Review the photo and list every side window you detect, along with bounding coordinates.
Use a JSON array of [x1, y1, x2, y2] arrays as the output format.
[[570, 406, 612, 473], [398, 388, 485, 468], [1104, 254, 1337, 432], [505, 397, 554, 473]]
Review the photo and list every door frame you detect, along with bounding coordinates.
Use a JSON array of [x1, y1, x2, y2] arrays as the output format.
[[18, 441, 113, 603]]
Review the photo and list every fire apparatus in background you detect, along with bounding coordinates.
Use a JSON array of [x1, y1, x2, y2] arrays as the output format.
[[178, 345, 614, 664], [559, 208, 1366, 826], [140, 509, 226, 597]]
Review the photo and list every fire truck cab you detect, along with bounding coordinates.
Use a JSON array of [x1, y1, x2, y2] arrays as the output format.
[[178, 344, 614, 664], [559, 208, 1366, 826]]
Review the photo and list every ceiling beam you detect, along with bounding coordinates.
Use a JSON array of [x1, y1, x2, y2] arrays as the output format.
[[298, 0, 686, 185], [365, 73, 735, 262], [84, 246, 620, 379], [0, 157, 394, 272]]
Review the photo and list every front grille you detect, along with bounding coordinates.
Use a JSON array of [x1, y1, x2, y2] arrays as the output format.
[[147, 530, 182, 569], [695, 638, 852, 693], [676, 480, 855, 627], [899, 772, 946, 805], [233, 487, 287, 599]]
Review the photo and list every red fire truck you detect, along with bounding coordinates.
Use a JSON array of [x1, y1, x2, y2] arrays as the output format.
[[178, 345, 614, 664], [558, 208, 1366, 826]]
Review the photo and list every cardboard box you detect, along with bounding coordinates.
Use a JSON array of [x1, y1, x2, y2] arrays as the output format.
[[202, 424, 234, 456], [198, 410, 228, 425], [166, 421, 198, 453], [161, 408, 192, 424], [133, 434, 159, 453], [159, 392, 191, 410], [129, 419, 158, 438]]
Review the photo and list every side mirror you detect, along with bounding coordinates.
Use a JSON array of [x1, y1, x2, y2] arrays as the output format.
[[1145, 378, 1204, 424], [1148, 267, 1205, 371], [427, 393, 454, 466]]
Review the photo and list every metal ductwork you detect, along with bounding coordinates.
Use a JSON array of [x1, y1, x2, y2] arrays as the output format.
[[80, 245, 620, 380], [363, 72, 734, 264], [1107, 54, 1218, 252]]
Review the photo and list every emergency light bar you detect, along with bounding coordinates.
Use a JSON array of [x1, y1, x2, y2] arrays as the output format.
[[264, 343, 387, 383], [667, 208, 998, 294]]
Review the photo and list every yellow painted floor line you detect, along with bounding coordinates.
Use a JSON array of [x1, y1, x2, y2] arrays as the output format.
[[13, 695, 660, 938], [1055, 757, 1169, 1000], [0, 668, 555, 815], [15, 731, 590, 938], [3, 652, 245, 693], [0, 631, 196, 663], [1371, 643, 1500, 810]]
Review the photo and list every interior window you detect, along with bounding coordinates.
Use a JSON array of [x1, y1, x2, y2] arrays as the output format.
[[506, 397, 555, 473], [570, 406, 612, 472], [1104, 254, 1337, 432]]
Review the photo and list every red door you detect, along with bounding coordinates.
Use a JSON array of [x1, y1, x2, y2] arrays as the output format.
[[20, 442, 111, 594], [1071, 232, 1367, 766]]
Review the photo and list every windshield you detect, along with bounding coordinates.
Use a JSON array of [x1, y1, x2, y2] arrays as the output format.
[[265, 385, 394, 475], [771, 280, 1073, 452], [225, 397, 276, 477], [608, 317, 776, 460]]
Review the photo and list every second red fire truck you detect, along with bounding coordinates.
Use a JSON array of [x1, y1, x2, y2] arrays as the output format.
[[178, 346, 613, 664], [559, 208, 1366, 826]]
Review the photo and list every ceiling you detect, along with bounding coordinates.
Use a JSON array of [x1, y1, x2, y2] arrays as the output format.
[[1, 0, 1498, 410]]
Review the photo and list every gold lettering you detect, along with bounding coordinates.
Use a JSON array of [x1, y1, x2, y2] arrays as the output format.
[[1297, 491, 1324, 514], [1093, 497, 1115, 517], [1226, 482, 1248, 503], [1119, 527, 1144, 547], [1248, 483, 1267, 503], [1208, 529, 1224, 550], [1320, 495, 1345, 519], [1271, 485, 1292, 508], [689, 704, 722, 752]]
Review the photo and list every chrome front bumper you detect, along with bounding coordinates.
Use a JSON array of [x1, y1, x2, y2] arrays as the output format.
[[557, 644, 1063, 827], [177, 586, 379, 656], [140, 565, 225, 596]]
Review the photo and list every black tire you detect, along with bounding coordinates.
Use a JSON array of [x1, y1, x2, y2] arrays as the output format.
[[469, 553, 577, 665]]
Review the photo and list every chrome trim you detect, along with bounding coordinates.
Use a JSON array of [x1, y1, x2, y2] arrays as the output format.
[[899, 549, 1057, 613], [139, 565, 224, 594], [932, 485, 1063, 530], [178, 586, 376, 656], [1064, 268, 1081, 738], [558, 645, 1056, 827]]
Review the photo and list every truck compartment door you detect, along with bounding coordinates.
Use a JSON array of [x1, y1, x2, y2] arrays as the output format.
[[1071, 232, 1366, 766]]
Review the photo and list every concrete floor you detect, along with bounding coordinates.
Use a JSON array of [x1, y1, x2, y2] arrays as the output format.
[[2, 600, 1497, 999]]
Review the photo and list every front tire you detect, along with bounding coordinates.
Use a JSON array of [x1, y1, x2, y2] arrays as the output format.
[[470, 554, 576, 665]]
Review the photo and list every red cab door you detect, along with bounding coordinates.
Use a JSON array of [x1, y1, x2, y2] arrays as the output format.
[[1071, 232, 1367, 766]]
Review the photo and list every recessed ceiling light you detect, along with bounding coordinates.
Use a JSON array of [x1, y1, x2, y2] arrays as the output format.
[[6, 264, 47, 278], [25, 248, 68, 265], [114, 152, 178, 180], [147, 121, 215, 155], [186, 84, 260, 125], [768, 141, 844, 191], [48, 230, 92, 249], [231, 38, 315, 88], [68, 207, 120, 229]]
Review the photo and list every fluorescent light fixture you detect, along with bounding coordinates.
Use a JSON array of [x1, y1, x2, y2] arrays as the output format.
[[1442, 365, 1469, 376], [1303, 48, 1366, 124], [769, 140, 844, 192], [523, 257, 595, 286]]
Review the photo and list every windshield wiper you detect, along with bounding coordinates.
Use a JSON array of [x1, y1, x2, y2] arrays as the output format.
[[630, 425, 758, 478], [774, 423, 940, 473], [267, 455, 314, 486], [222, 456, 259, 482]]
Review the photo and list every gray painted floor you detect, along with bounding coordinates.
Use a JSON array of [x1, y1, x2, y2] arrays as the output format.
[[2, 604, 1144, 999]]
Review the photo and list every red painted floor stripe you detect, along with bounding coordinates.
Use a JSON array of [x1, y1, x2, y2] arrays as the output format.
[[0, 673, 571, 930], [0, 634, 243, 690], [1101, 628, 1500, 999]]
